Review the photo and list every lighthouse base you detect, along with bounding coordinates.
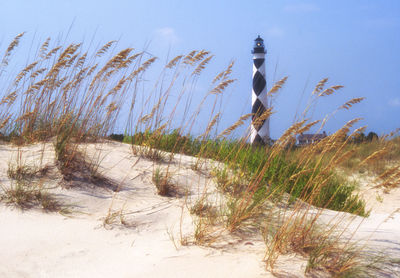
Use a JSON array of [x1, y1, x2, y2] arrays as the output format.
[[250, 132, 272, 146]]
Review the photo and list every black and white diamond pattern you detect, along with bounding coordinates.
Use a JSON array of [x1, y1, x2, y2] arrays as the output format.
[[251, 54, 270, 144]]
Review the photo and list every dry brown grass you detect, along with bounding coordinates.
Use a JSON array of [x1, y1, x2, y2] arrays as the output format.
[[1, 33, 397, 277], [1, 151, 63, 212], [1, 180, 62, 211]]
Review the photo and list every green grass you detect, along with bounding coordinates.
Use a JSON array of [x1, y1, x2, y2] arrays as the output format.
[[117, 131, 367, 216], [1, 34, 389, 275]]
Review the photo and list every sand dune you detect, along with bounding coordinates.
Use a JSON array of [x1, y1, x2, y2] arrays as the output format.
[[0, 141, 399, 277]]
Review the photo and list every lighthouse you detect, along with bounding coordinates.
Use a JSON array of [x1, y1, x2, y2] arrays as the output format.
[[251, 35, 270, 145]]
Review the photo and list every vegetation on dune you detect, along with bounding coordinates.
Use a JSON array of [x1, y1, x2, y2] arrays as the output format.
[[1, 162, 63, 211], [119, 130, 367, 216], [0, 32, 398, 276]]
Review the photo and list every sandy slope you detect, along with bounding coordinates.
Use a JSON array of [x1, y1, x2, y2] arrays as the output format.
[[0, 141, 399, 277], [0, 142, 278, 278]]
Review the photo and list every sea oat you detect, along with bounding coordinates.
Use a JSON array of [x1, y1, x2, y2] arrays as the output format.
[[267, 76, 288, 96], [1, 32, 25, 67], [210, 79, 235, 95], [0, 91, 17, 106], [39, 37, 51, 58], [96, 40, 117, 57], [192, 55, 213, 76], [15, 61, 39, 85], [212, 61, 235, 84], [252, 108, 273, 130], [312, 77, 329, 95], [166, 55, 183, 69], [44, 46, 62, 60], [318, 85, 344, 97], [296, 120, 320, 135], [183, 50, 197, 64], [359, 148, 388, 166], [202, 113, 220, 137], [339, 98, 365, 110]]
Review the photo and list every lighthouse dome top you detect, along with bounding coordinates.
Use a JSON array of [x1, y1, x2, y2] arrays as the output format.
[[252, 35, 266, 54]]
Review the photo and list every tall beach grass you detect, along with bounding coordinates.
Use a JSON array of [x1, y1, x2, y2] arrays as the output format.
[[0, 33, 398, 276]]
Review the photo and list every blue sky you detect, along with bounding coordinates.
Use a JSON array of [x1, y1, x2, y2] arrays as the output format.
[[1, 0, 399, 138]]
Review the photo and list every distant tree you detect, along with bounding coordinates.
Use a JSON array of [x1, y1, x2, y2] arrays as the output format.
[[109, 133, 124, 142], [366, 131, 379, 141], [352, 132, 366, 143]]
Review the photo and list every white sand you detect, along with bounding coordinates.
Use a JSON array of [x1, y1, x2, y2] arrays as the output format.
[[0, 141, 399, 277]]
